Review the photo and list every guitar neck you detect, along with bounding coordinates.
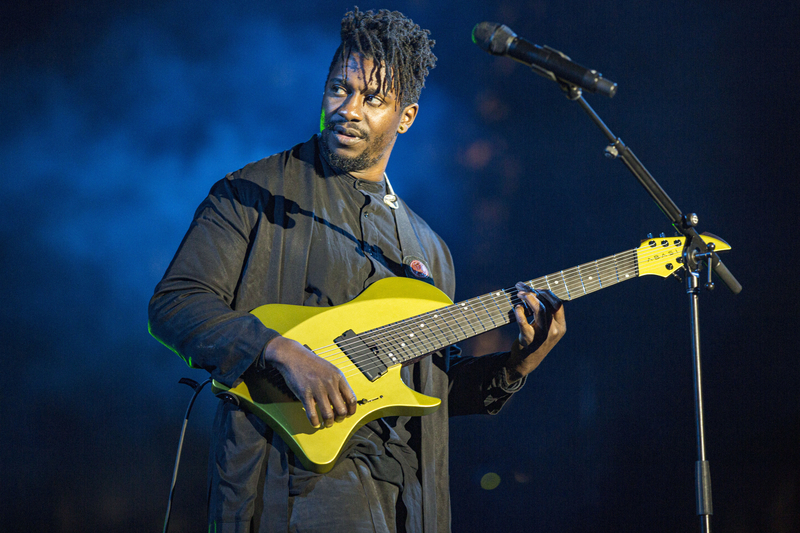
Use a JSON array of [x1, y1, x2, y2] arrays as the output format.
[[353, 248, 639, 369]]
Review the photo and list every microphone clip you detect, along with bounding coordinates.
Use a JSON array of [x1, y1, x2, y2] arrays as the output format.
[[529, 46, 586, 100]]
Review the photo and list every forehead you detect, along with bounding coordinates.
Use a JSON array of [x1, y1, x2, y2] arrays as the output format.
[[327, 51, 391, 93]]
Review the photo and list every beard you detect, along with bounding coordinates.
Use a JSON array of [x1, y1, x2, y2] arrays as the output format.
[[319, 122, 392, 173]]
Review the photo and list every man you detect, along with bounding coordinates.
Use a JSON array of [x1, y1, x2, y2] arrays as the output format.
[[149, 8, 565, 532]]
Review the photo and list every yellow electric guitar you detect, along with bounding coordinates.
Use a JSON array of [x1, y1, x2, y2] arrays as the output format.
[[212, 233, 730, 473]]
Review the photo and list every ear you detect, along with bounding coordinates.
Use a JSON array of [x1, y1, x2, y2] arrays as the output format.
[[397, 103, 419, 134]]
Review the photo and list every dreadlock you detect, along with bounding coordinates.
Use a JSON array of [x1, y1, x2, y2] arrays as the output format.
[[328, 7, 437, 108]]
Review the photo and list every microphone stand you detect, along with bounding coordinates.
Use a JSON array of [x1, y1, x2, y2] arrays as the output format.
[[558, 83, 742, 533]]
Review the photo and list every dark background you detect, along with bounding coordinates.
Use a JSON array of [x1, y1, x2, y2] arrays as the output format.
[[2, 1, 798, 531]]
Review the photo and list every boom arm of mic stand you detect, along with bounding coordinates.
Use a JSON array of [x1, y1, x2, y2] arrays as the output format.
[[573, 93, 742, 294]]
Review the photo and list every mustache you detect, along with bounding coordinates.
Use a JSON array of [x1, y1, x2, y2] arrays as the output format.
[[325, 121, 368, 139]]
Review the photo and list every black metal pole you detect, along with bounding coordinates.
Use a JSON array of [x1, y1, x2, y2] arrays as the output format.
[[560, 85, 742, 532], [687, 270, 713, 532]]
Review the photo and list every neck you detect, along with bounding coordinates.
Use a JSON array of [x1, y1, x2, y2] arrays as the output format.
[[349, 162, 389, 182]]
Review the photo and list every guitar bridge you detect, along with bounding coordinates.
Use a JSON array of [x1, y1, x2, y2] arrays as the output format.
[[335, 329, 390, 381]]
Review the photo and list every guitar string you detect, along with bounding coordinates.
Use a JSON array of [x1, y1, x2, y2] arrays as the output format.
[[311, 247, 643, 364], [327, 253, 642, 379], [260, 258, 658, 386], [258, 246, 669, 385], [255, 244, 684, 386], [319, 245, 677, 380], [266, 252, 636, 374], [255, 245, 678, 385], [255, 245, 669, 386]]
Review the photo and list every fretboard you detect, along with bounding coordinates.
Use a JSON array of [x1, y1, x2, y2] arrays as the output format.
[[345, 248, 639, 377]]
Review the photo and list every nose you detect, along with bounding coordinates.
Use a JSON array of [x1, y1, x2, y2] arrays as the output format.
[[336, 93, 362, 121]]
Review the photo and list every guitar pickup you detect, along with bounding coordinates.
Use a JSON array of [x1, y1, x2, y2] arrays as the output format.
[[334, 329, 389, 381]]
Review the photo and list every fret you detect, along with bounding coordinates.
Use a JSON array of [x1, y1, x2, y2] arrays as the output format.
[[439, 305, 467, 344], [616, 251, 636, 281], [490, 289, 515, 320], [482, 291, 506, 328], [595, 257, 612, 289], [407, 316, 436, 355], [454, 302, 479, 340], [463, 297, 496, 335], [374, 322, 412, 365], [385, 319, 418, 363], [568, 266, 587, 296], [372, 337, 401, 367], [608, 254, 626, 284], [580, 261, 602, 294], [529, 277, 547, 292], [543, 273, 569, 301], [560, 270, 573, 299], [475, 294, 505, 329], [429, 310, 460, 346], [427, 311, 454, 348]]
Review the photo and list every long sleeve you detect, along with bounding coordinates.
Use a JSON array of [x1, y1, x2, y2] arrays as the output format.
[[445, 348, 526, 417], [148, 177, 279, 387]]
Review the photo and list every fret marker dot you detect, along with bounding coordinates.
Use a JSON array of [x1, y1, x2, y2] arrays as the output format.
[[625, 274, 630, 278], [588, 276, 593, 280], [554, 281, 559, 284], [409, 333, 415, 337], [419, 324, 425, 328], [401, 343, 406, 347]]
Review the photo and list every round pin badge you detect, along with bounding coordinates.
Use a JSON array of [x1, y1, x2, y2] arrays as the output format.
[[409, 259, 430, 279]]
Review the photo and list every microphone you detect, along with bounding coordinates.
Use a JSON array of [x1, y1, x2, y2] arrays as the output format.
[[472, 22, 617, 98]]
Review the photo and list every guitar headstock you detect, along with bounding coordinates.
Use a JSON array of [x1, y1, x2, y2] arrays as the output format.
[[636, 233, 731, 278]]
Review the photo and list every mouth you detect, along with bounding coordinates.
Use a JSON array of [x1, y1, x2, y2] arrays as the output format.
[[327, 123, 367, 147]]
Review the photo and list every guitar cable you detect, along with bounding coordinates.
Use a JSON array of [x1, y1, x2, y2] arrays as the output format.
[[163, 377, 212, 533]]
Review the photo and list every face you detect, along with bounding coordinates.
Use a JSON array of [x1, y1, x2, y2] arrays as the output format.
[[319, 51, 418, 179]]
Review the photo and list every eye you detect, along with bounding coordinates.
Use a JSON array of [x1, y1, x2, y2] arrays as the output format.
[[365, 94, 384, 106], [328, 84, 347, 96]]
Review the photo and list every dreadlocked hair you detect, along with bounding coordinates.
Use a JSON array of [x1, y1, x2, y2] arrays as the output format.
[[329, 7, 437, 108]]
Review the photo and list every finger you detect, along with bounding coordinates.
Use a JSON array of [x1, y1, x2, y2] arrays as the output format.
[[518, 291, 542, 330], [513, 301, 527, 324], [340, 379, 358, 416], [515, 284, 541, 314], [309, 382, 338, 428], [513, 303, 536, 347], [550, 302, 567, 335], [536, 289, 563, 313], [302, 392, 322, 429], [327, 381, 351, 423]]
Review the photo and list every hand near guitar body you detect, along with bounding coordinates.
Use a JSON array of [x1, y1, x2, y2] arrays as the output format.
[[260, 282, 565, 429], [261, 336, 358, 429]]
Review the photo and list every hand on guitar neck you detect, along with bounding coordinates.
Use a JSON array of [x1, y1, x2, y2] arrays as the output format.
[[261, 336, 358, 429], [506, 284, 566, 383]]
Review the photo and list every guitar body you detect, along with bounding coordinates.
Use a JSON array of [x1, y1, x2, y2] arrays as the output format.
[[212, 277, 453, 474]]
